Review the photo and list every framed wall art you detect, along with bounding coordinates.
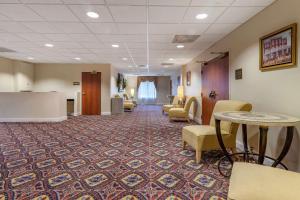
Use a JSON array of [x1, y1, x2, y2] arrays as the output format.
[[259, 23, 297, 71]]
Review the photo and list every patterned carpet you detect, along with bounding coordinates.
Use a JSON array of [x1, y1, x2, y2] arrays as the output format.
[[0, 105, 229, 200]]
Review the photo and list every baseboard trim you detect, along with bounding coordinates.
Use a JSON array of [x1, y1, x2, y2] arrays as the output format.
[[73, 112, 80, 116], [0, 116, 68, 122], [101, 112, 111, 115]]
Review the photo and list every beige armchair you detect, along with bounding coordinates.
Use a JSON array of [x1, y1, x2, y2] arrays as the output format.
[[123, 93, 134, 111], [182, 100, 252, 163], [168, 96, 197, 122], [228, 162, 300, 200], [162, 96, 181, 114]]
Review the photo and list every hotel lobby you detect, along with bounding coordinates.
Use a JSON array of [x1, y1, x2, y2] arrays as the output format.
[[0, 0, 300, 199]]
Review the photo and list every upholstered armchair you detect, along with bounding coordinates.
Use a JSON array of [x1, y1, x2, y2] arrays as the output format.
[[123, 93, 134, 111], [162, 96, 181, 114], [228, 162, 300, 200], [182, 100, 252, 163], [168, 96, 197, 122]]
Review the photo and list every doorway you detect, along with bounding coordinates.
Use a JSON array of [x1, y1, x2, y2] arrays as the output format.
[[82, 72, 101, 115], [201, 53, 229, 125]]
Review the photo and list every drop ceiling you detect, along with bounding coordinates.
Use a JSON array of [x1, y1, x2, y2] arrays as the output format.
[[0, 0, 275, 74]]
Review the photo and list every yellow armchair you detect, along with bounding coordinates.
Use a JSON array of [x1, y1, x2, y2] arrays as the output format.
[[228, 162, 300, 200], [168, 96, 197, 122], [182, 100, 252, 163], [162, 96, 181, 114]]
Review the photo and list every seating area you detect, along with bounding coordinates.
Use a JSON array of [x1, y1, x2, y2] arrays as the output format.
[[0, 0, 300, 199], [182, 100, 252, 163]]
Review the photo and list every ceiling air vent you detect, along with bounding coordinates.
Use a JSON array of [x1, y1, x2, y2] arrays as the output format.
[[172, 35, 200, 43], [0, 47, 16, 53]]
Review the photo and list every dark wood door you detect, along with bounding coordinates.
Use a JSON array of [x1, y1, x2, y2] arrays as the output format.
[[201, 53, 229, 125], [82, 72, 101, 115]]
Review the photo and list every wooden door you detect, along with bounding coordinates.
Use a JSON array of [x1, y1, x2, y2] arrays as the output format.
[[201, 53, 229, 125], [82, 72, 101, 115]]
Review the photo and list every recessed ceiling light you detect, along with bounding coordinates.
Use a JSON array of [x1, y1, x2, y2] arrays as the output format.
[[27, 57, 34, 60], [122, 57, 128, 61], [44, 43, 54, 47], [112, 44, 119, 48], [86, 11, 99, 19], [176, 45, 184, 49], [196, 13, 208, 20], [74, 57, 81, 60], [169, 58, 174, 61]]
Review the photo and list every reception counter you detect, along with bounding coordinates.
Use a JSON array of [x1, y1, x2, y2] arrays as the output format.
[[0, 92, 67, 122]]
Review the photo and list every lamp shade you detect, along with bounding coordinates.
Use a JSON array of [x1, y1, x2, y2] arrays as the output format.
[[177, 86, 184, 99], [130, 88, 135, 97]]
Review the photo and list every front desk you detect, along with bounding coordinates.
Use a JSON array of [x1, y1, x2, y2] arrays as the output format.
[[0, 92, 67, 122]]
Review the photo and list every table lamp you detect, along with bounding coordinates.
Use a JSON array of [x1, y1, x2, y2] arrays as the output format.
[[177, 86, 184, 105], [130, 88, 135, 99]]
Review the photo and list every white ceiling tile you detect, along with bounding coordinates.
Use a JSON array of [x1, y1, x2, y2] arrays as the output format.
[[0, 33, 27, 42], [117, 23, 147, 34], [22, 22, 60, 33], [86, 23, 118, 34], [149, 24, 209, 34], [0, 13, 10, 21], [69, 5, 113, 22], [109, 6, 146, 23], [0, 4, 43, 21], [62, 0, 105, 4], [0, 0, 20, 3], [149, 6, 187, 23], [17, 33, 49, 41], [106, 0, 146, 5], [28, 5, 79, 22], [79, 41, 104, 48], [149, 0, 190, 6], [216, 7, 264, 23], [0, 0, 275, 72], [149, 35, 173, 43], [233, 0, 275, 6], [0, 22, 33, 33], [69, 34, 99, 42], [20, 0, 62, 3], [205, 23, 240, 34], [191, 0, 234, 6], [53, 22, 90, 33], [183, 7, 226, 23], [44, 33, 72, 41]]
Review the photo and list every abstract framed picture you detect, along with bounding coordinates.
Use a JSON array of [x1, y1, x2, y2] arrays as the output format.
[[186, 71, 191, 86], [260, 23, 297, 71]]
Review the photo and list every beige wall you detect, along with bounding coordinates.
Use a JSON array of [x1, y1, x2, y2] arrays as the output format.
[[184, 62, 202, 123], [0, 57, 34, 92], [13, 61, 34, 92], [184, 0, 300, 171], [110, 66, 119, 97], [34, 63, 112, 115]]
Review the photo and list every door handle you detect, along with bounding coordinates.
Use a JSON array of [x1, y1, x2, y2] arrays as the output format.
[[209, 90, 217, 99], [82, 92, 86, 95]]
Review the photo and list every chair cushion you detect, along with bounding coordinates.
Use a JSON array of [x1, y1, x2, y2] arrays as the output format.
[[124, 102, 134, 109], [228, 162, 300, 200], [183, 125, 229, 136], [169, 108, 187, 118], [163, 105, 173, 109]]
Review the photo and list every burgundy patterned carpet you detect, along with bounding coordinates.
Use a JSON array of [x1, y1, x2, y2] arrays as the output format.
[[0, 105, 229, 200]]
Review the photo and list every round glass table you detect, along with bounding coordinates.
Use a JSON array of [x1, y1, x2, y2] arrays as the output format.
[[214, 111, 300, 176]]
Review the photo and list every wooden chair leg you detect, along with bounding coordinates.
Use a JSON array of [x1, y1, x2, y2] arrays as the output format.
[[196, 148, 202, 164], [182, 141, 187, 150], [231, 147, 237, 154]]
